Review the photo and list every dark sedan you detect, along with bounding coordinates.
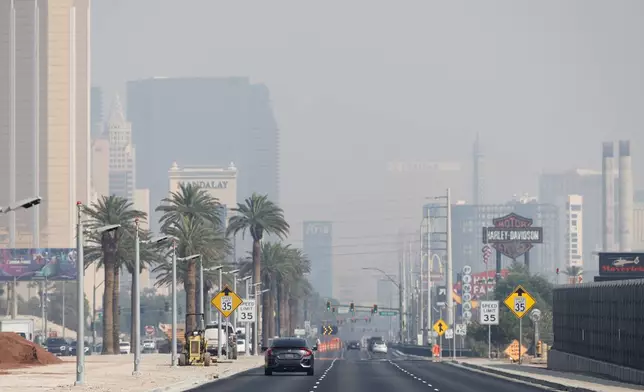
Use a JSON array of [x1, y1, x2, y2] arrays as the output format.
[[346, 340, 361, 350], [264, 337, 316, 376], [45, 337, 73, 356], [68, 340, 92, 356]]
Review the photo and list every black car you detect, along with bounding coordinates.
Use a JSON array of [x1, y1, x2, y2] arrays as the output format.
[[68, 340, 92, 356], [264, 337, 317, 376], [346, 340, 361, 350], [46, 337, 73, 356]]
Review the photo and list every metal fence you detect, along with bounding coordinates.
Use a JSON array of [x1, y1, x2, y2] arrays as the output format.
[[553, 279, 644, 370]]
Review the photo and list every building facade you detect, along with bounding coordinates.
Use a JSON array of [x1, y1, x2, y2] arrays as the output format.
[[107, 96, 135, 200], [126, 77, 280, 232], [0, 0, 91, 249], [303, 221, 333, 299], [565, 195, 583, 268]]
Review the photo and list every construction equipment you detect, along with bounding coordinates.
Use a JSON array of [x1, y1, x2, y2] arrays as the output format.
[[178, 313, 211, 366]]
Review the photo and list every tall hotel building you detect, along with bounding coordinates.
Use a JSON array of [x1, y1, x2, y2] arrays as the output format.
[[0, 0, 91, 249], [565, 195, 583, 268]]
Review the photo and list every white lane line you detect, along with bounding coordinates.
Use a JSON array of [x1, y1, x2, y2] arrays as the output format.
[[387, 359, 439, 391]]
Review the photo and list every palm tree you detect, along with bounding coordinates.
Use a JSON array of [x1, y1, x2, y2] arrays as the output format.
[[156, 184, 229, 332], [83, 195, 146, 354], [280, 247, 310, 335], [564, 265, 583, 284], [227, 194, 289, 345]]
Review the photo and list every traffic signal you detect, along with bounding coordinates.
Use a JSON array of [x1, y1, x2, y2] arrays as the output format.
[[326, 301, 331, 311], [332, 307, 336, 313], [164, 301, 170, 312], [556, 268, 559, 275], [349, 302, 355, 313], [372, 304, 378, 314], [118, 306, 121, 315]]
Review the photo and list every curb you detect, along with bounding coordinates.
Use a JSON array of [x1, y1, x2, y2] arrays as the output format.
[[448, 361, 597, 392]]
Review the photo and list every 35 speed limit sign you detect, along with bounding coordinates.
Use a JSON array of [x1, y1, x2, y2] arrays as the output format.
[[479, 300, 499, 325], [237, 299, 256, 323]]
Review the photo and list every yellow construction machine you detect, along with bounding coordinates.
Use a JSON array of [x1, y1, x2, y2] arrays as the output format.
[[178, 313, 212, 366]]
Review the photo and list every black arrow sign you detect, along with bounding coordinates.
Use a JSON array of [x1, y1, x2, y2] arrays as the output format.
[[222, 286, 232, 295], [515, 287, 525, 296]]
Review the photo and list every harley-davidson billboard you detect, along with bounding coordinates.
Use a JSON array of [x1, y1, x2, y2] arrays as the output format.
[[482, 213, 543, 259], [598, 252, 644, 277]]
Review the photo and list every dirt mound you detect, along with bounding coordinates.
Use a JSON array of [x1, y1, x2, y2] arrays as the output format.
[[0, 332, 61, 368]]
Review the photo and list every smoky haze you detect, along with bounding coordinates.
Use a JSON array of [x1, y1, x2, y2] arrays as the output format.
[[92, 0, 644, 303]]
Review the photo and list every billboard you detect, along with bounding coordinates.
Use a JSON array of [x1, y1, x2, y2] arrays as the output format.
[[482, 213, 543, 259], [598, 252, 644, 277], [0, 248, 78, 281]]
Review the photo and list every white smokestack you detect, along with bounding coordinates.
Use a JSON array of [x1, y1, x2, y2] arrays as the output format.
[[602, 142, 615, 251], [618, 140, 633, 251]]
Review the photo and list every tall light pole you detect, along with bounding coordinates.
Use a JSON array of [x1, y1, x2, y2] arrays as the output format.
[[132, 221, 167, 375], [75, 202, 120, 385], [225, 269, 240, 331], [252, 282, 262, 355], [206, 265, 224, 358], [198, 255, 204, 329], [362, 267, 402, 342], [241, 275, 252, 355], [1, 196, 42, 319]]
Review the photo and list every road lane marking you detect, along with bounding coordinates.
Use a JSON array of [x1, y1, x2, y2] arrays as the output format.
[[388, 360, 437, 391]]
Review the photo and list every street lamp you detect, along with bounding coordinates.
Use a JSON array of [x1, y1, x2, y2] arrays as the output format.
[[362, 267, 404, 343], [171, 251, 200, 367], [225, 269, 239, 330], [206, 265, 224, 359], [240, 275, 252, 355], [132, 221, 168, 375], [76, 202, 120, 386], [1, 196, 42, 320], [252, 282, 262, 355]]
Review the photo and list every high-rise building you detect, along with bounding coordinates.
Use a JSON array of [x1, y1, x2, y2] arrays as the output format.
[[0, 0, 91, 248], [91, 86, 104, 137], [303, 222, 333, 299], [126, 77, 280, 231], [91, 137, 109, 199], [565, 195, 583, 268], [107, 95, 135, 200]]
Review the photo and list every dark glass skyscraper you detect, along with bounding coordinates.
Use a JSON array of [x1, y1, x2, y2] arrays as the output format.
[[303, 221, 333, 299]]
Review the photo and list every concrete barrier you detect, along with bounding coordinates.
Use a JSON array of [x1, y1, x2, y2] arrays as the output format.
[[548, 349, 644, 386]]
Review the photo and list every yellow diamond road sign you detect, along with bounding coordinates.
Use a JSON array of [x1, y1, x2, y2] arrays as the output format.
[[503, 285, 536, 319], [433, 319, 448, 337], [211, 285, 243, 318]]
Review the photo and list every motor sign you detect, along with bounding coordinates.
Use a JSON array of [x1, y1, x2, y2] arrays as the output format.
[[237, 299, 256, 323], [479, 300, 500, 325]]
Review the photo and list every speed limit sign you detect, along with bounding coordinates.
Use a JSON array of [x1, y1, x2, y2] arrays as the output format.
[[237, 299, 256, 323], [479, 300, 499, 325]]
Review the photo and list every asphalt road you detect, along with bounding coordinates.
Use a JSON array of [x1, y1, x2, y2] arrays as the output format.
[[189, 348, 546, 392]]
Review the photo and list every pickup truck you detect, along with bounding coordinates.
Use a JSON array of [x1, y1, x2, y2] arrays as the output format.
[[204, 322, 237, 358]]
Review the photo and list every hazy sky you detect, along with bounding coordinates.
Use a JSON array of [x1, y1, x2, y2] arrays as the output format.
[[92, 0, 644, 300]]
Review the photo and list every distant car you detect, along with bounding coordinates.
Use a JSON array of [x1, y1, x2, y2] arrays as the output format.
[[237, 338, 246, 354], [372, 341, 387, 354], [68, 341, 91, 356], [264, 337, 316, 376], [45, 337, 72, 356], [119, 341, 131, 354], [142, 339, 156, 353], [346, 341, 360, 350]]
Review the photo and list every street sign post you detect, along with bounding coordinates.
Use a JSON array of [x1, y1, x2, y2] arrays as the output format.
[[211, 285, 243, 318], [237, 298, 256, 323], [455, 323, 467, 336], [503, 285, 537, 365], [461, 266, 473, 322], [480, 301, 500, 325]]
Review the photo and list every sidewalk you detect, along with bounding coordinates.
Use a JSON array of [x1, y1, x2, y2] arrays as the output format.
[[0, 353, 264, 392], [453, 358, 644, 392]]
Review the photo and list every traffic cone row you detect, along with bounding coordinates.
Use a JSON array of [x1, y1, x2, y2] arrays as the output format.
[[318, 338, 341, 352]]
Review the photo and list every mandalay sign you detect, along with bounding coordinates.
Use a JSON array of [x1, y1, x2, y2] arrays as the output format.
[[482, 213, 543, 259], [178, 180, 229, 189]]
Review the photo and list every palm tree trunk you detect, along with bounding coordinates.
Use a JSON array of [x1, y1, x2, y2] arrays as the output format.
[[185, 260, 197, 332], [252, 239, 263, 345], [276, 281, 281, 336], [102, 259, 115, 354], [269, 284, 276, 338], [262, 277, 271, 342], [288, 297, 297, 334], [112, 265, 120, 354]]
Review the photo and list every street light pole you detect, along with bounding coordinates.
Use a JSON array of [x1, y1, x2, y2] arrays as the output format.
[[446, 188, 455, 362], [218, 266, 223, 360], [171, 242, 177, 367], [199, 256, 204, 329], [133, 220, 141, 375], [253, 282, 261, 355], [75, 203, 119, 385], [242, 276, 251, 355]]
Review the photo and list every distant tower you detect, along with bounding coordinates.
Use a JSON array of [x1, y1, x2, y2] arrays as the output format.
[[473, 133, 484, 205]]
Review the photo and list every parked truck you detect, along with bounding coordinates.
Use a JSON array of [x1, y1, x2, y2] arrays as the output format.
[[0, 319, 35, 341]]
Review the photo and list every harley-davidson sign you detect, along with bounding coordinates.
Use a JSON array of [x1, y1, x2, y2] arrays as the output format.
[[482, 213, 543, 259]]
